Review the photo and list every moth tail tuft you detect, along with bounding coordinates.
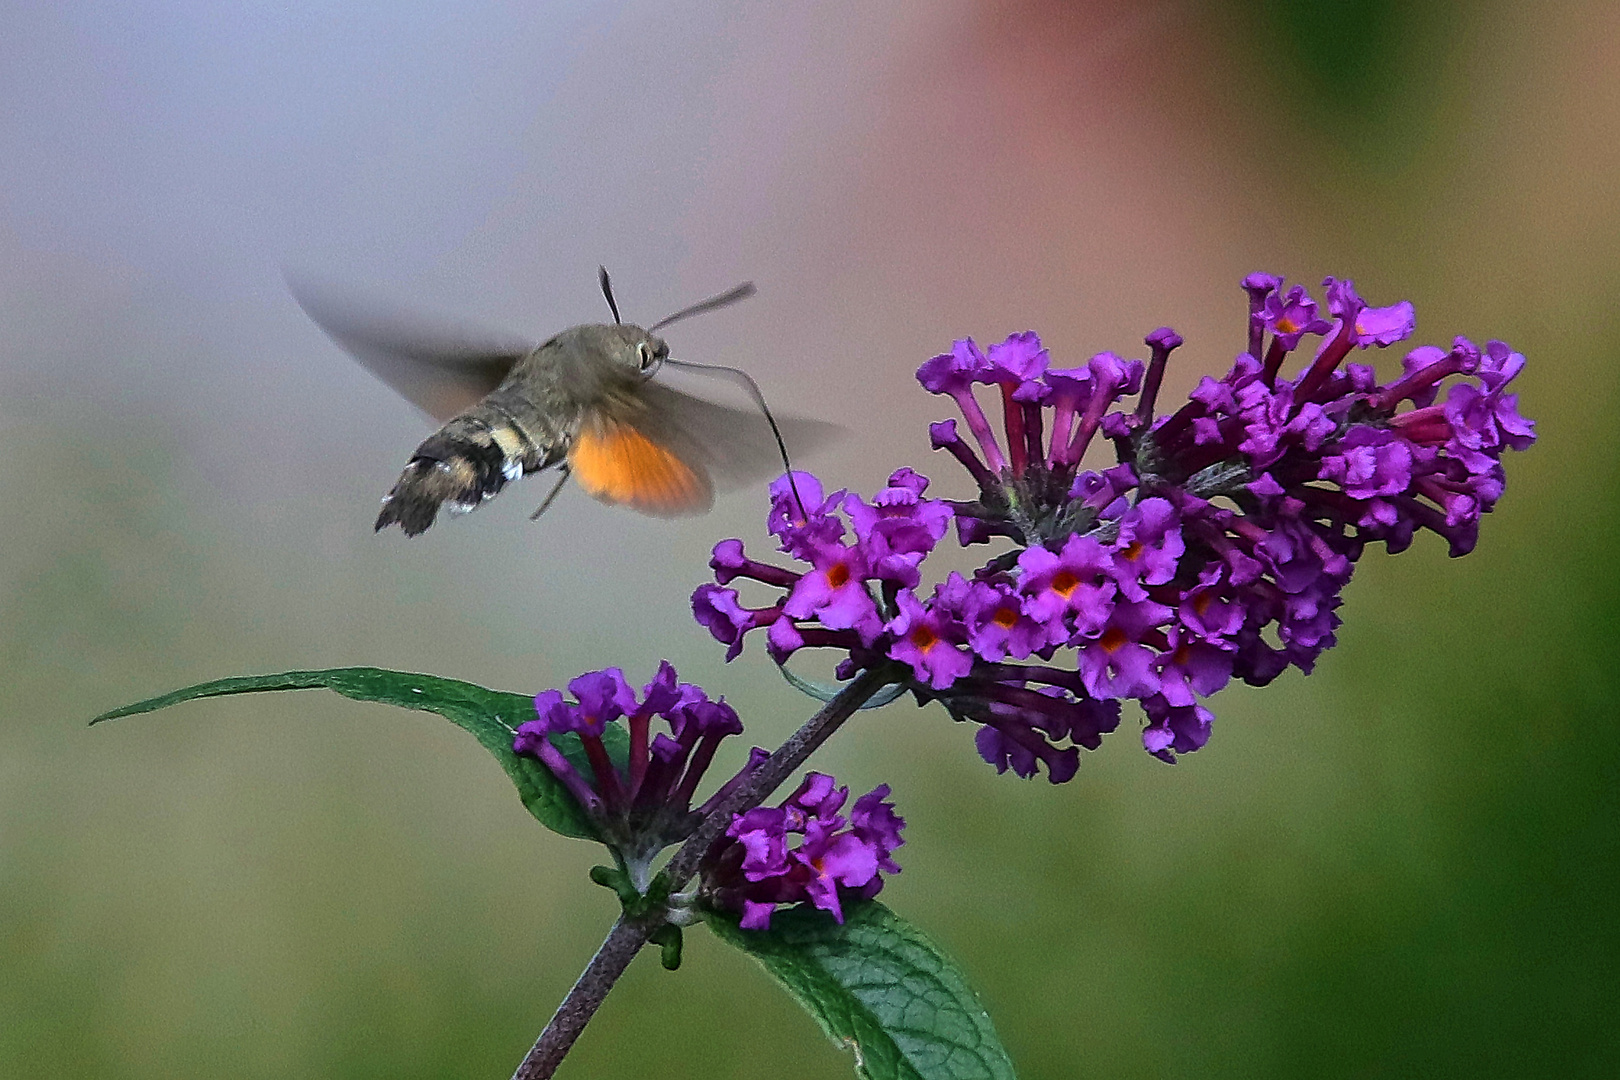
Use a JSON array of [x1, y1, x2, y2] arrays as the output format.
[[375, 456, 492, 537]]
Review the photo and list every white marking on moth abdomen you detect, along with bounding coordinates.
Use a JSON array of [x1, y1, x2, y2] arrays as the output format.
[[488, 424, 528, 482]]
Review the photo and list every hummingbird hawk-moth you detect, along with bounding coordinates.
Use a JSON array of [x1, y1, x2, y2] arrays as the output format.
[[291, 270, 835, 536]]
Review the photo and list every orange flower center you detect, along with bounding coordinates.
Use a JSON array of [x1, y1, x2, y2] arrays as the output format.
[[1099, 626, 1128, 653], [1276, 316, 1299, 334], [909, 626, 939, 652], [1050, 570, 1079, 599], [992, 606, 1019, 630], [825, 562, 850, 589]]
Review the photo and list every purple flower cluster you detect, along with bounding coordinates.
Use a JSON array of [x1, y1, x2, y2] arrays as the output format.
[[692, 274, 1535, 779], [513, 662, 764, 863], [701, 772, 905, 930]]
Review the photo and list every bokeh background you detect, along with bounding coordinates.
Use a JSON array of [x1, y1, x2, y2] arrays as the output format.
[[3, 1, 1615, 1076]]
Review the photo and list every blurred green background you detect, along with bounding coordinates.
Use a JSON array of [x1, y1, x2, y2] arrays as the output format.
[[3, 1, 1615, 1077]]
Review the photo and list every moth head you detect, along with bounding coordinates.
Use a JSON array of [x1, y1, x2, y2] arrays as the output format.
[[599, 324, 668, 378]]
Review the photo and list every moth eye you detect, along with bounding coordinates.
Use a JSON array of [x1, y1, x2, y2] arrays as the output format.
[[636, 342, 656, 370]]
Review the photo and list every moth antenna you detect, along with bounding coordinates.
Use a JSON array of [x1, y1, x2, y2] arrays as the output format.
[[598, 266, 622, 325], [648, 282, 756, 332], [663, 357, 808, 521]]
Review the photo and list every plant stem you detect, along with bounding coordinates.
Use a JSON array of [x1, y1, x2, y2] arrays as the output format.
[[662, 664, 895, 886], [507, 914, 651, 1080], [507, 665, 896, 1080]]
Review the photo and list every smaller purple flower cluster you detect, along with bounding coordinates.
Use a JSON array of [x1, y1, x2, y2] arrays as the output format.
[[514, 662, 764, 861], [513, 663, 907, 930], [692, 273, 1536, 782], [701, 772, 905, 930]]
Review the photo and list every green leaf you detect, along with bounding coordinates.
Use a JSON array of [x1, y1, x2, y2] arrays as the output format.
[[92, 667, 621, 841], [777, 661, 908, 709], [708, 901, 1017, 1080]]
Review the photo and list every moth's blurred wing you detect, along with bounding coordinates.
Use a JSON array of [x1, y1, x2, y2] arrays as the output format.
[[630, 380, 843, 492], [288, 277, 534, 422]]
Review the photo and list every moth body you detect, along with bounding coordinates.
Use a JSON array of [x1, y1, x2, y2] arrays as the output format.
[[374, 323, 680, 535]]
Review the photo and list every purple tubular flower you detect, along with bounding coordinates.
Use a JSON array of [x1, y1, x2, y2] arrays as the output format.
[[1243, 272, 1284, 359], [1155, 629, 1234, 707], [983, 331, 1051, 476], [1262, 284, 1333, 352], [851, 785, 905, 876], [952, 574, 1049, 661], [568, 669, 635, 734], [692, 584, 779, 661], [1141, 695, 1214, 763], [971, 703, 1080, 783], [1077, 601, 1171, 701], [1063, 351, 1143, 466], [1137, 327, 1184, 423], [513, 663, 761, 863], [702, 774, 906, 930], [515, 690, 603, 814], [1017, 533, 1116, 639], [783, 540, 884, 645], [917, 339, 1007, 473], [798, 824, 880, 923], [844, 469, 955, 589], [1111, 497, 1184, 602], [950, 675, 1120, 783], [697, 278, 1532, 781], [1354, 301, 1416, 347], [885, 587, 973, 690], [1318, 428, 1416, 499], [768, 471, 847, 561], [1323, 277, 1419, 349]]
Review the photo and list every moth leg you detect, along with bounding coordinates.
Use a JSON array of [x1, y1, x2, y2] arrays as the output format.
[[530, 465, 572, 521]]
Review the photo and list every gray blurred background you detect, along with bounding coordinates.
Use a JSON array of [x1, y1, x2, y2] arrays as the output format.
[[3, 1, 1615, 1076]]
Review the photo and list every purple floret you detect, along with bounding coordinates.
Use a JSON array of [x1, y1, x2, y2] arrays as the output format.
[[885, 588, 973, 691]]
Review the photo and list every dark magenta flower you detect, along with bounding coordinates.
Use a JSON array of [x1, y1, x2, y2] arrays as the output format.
[[850, 785, 905, 874], [1261, 284, 1333, 351], [700, 773, 906, 930], [1155, 628, 1234, 708], [782, 539, 884, 645], [692, 584, 776, 661], [1111, 497, 1184, 602], [1076, 600, 1171, 701], [1324, 276, 1418, 349], [1017, 533, 1116, 639], [886, 588, 973, 690], [953, 574, 1049, 662], [917, 339, 1005, 472], [1140, 695, 1214, 763], [767, 472, 846, 562]]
